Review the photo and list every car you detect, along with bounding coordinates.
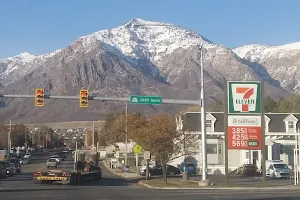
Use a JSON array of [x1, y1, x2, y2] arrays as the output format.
[[50, 155, 61, 164], [23, 153, 31, 159], [7, 158, 22, 173], [0, 161, 14, 177], [57, 152, 66, 160], [236, 164, 258, 176], [0, 163, 7, 179], [47, 158, 58, 168], [178, 162, 197, 175], [20, 158, 31, 164], [141, 165, 181, 176]]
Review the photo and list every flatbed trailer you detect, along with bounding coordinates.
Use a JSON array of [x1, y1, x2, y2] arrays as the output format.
[[33, 168, 101, 185]]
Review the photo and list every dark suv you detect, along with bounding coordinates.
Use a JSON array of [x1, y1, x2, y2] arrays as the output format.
[[7, 158, 22, 173]]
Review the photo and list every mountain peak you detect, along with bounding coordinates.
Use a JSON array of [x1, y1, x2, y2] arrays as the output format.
[[122, 18, 169, 28], [79, 19, 215, 62], [1, 52, 36, 63]]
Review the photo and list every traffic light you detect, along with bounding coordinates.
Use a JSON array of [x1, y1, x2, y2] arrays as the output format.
[[35, 88, 44, 107], [80, 90, 88, 107]]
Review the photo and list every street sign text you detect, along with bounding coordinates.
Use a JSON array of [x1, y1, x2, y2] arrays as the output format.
[[130, 95, 162, 105]]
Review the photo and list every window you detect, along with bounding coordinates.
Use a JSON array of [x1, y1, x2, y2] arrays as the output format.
[[218, 143, 222, 154], [288, 121, 294, 129], [280, 144, 284, 154], [206, 144, 217, 154], [206, 120, 212, 128]]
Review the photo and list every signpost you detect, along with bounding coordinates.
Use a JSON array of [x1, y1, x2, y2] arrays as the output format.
[[133, 144, 143, 175], [130, 95, 162, 105], [133, 144, 143, 155], [224, 81, 266, 186], [143, 151, 151, 160]]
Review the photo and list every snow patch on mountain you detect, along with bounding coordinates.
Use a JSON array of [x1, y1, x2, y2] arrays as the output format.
[[233, 42, 300, 61], [79, 18, 217, 62], [0, 52, 37, 64]]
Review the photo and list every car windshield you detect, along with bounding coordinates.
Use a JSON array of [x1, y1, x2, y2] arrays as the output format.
[[274, 164, 288, 169]]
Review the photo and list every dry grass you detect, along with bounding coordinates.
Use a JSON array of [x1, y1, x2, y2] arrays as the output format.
[[140, 179, 200, 188], [24, 121, 105, 129]]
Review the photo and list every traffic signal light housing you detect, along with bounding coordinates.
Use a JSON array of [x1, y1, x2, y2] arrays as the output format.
[[35, 88, 44, 107], [80, 90, 88, 108]]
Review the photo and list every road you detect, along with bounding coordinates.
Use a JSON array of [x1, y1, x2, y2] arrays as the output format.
[[1, 152, 300, 199]]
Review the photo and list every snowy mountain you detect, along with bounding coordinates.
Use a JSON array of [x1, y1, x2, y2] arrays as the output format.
[[0, 18, 291, 123], [233, 42, 300, 92]]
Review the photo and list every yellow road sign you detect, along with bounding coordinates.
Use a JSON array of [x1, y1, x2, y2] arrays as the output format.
[[133, 144, 142, 154]]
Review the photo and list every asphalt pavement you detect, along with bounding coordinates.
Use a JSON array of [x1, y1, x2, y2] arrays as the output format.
[[1, 152, 300, 199]]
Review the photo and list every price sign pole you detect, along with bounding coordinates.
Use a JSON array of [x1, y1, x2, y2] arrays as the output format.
[[225, 81, 264, 186]]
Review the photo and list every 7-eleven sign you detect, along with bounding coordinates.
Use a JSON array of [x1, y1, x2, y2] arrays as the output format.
[[227, 81, 262, 114]]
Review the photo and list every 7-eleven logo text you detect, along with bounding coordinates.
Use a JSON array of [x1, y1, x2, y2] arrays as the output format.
[[231, 84, 258, 112]]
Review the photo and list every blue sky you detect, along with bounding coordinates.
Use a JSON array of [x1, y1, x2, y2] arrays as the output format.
[[1, 0, 300, 58]]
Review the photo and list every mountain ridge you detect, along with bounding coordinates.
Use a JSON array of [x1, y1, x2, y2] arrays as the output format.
[[0, 18, 297, 123]]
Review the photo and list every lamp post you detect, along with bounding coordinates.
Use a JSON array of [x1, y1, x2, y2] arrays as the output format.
[[125, 102, 128, 166], [198, 38, 208, 183]]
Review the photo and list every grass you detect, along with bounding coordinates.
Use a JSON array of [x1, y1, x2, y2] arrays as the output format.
[[140, 178, 283, 188], [140, 179, 200, 188]]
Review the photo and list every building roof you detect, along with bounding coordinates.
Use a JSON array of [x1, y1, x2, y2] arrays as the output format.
[[182, 112, 300, 132]]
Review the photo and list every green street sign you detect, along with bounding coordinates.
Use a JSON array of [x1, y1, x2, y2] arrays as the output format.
[[227, 81, 262, 114], [130, 95, 162, 105]]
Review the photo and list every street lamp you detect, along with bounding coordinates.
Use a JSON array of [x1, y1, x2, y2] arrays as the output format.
[[198, 38, 209, 184], [125, 101, 128, 167]]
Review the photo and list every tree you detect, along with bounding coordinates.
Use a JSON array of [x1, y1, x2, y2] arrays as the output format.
[[134, 114, 178, 184], [101, 112, 148, 145], [210, 101, 224, 112], [276, 94, 300, 113], [264, 96, 277, 113], [180, 106, 200, 114], [0, 124, 8, 149], [10, 124, 28, 147], [101, 112, 120, 144]]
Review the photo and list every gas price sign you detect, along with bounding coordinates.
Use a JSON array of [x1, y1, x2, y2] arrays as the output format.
[[228, 126, 262, 150]]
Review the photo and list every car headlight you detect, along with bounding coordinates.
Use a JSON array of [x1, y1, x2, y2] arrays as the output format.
[[7, 170, 9, 173]]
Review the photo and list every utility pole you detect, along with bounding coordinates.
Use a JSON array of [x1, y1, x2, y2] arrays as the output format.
[[198, 39, 209, 184], [7, 120, 12, 156], [125, 102, 128, 166], [45, 130, 48, 149], [92, 122, 95, 150]]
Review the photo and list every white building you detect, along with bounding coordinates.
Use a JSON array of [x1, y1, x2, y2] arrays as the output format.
[[173, 112, 300, 174]]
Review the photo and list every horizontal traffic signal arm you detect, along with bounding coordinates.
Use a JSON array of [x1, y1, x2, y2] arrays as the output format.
[[0, 94, 199, 105]]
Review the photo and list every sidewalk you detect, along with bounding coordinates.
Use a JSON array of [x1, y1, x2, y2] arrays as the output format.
[[102, 160, 141, 179]]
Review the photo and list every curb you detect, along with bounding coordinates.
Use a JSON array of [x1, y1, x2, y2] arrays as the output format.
[[137, 181, 300, 190], [102, 161, 139, 179]]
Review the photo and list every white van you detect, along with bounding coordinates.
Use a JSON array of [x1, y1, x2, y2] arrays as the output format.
[[266, 160, 290, 178]]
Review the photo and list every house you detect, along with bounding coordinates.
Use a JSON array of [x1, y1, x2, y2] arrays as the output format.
[[173, 112, 300, 174]]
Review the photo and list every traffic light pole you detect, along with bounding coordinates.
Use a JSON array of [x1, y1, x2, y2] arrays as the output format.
[[0, 94, 200, 105]]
